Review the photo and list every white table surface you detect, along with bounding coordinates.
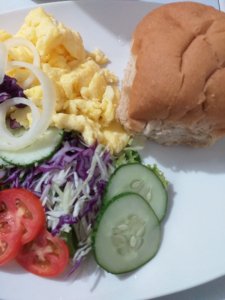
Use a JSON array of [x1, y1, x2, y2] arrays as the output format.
[[0, 1, 225, 300]]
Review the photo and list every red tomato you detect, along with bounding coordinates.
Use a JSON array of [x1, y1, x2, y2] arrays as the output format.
[[0, 189, 45, 244], [17, 229, 69, 277], [0, 209, 22, 266]]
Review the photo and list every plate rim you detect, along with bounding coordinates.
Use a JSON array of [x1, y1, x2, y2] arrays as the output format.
[[0, 1, 224, 299]]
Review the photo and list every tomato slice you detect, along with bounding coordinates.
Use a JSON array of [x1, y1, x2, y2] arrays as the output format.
[[0, 209, 22, 266], [17, 229, 69, 277], [0, 189, 45, 244]]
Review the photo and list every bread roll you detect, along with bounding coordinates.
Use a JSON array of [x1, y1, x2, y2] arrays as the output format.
[[117, 2, 225, 146]]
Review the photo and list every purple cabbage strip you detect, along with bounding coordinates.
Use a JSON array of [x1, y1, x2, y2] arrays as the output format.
[[68, 257, 83, 276], [8, 118, 22, 129], [52, 215, 79, 236], [51, 180, 107, 236], [0, 75, 27, 129], [0, 92, 11, 103], [0, 132, 112, 229], [0, 132, 113, 273], [0, 74, 115, 273], [0, 75, 26, 102]]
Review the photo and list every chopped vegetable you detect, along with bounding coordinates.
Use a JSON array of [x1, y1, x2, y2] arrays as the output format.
[[0, 75, 25, 130], [0, 211, 22, 266], [0, 189, 45, 244], [103, 163, 168, 221], [0, 128, 169, 275], [147, 164, 169, 189], [115, 148, 141, 168], [0, 40, 56, 151], [17, 229, 69, 277], [0, 132, 113, 270], [0, 74, 26, 104], [61, 230, 77, 258], [0, 127, 63, 167], [93, 192, 161, 274]]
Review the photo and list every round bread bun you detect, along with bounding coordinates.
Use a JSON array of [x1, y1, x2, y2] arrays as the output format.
[[117, 2, 225, 146]]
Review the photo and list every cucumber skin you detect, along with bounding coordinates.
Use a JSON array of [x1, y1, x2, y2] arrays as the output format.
[[0, 129, 64, 168], [0, 157, 11, 168], [103, 163, 168, 222], [92, 192, 161, 274]]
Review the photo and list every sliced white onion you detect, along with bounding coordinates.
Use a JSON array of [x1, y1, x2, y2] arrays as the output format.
[[0, 97, 40, 143], [5, 37, 41, 89], [0, 43, 8, 84], [4, 37, 40, 67], [0, 61, 56, 151]]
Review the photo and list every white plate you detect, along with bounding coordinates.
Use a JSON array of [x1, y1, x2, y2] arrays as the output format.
[[0, 1, 225, 299]]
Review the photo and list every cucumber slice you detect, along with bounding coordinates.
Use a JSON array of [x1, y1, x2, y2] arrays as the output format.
[[0, 128, 63, 167], [0, 157, 10, 167], [93, 192, 161, 274], [104, 163, 168, 221]]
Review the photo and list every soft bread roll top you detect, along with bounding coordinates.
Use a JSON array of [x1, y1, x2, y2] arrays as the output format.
[[118, 2, 225, 146]]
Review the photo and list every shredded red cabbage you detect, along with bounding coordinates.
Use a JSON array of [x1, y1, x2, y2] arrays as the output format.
[[0, 74, 26, 129], [0, 75, 26, 103], [0, 132, 112, 232], [0, 131, 113, 272], [51, 179, 106, 236]]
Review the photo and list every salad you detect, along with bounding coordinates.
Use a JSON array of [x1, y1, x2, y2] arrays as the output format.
[[0, 127, 168, 276], [0, 8, 169, 278]]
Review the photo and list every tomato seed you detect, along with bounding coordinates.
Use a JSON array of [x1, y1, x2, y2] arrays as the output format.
[[0, 221, 10, 234], [34, 255, 50, 267], [0, 202, 6, 214], [47, 239, 59, 256], [0, 239, 7, 255], [16, 199, 32, 219]]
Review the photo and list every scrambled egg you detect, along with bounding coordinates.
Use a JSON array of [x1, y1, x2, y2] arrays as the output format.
[[1, 8, 129, 153]]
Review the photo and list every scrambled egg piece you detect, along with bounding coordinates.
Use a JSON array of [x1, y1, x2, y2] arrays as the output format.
[[1, 8, 130, 153], [0, 29, 12, 41]]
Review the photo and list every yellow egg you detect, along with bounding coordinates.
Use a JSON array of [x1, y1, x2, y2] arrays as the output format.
[[4, 7, 130, 153], [65, 99, 102, 121], [52, 113, 100, 146], [0, 29, 12, 41], [89, 49, 109, 65], [80, 71, 107, 101], [24, 86, 43, 108], [10, 107, 31, 129], [101, 121, 130, 153], [60, 60, 100, 99], [100, 86, 117, 126], [102, 69, 118, 84], [16, 7, 86, 62]]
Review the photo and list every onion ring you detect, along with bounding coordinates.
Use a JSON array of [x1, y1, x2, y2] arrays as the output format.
[[4, 37, 40, 67], [0, 97, 40, 142], [5, 37, 40, 88], [0, 61, 56, 151]]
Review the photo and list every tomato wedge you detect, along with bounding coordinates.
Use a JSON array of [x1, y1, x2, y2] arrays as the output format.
[[0, 209, 22, 266], [17, 229, 69, 277], [0, 189, 45, 244]]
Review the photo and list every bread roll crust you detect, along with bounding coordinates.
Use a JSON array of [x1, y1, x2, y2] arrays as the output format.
[[118, 2, 225, 146]]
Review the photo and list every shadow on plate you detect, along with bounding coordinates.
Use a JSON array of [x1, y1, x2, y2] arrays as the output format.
[[33, 0, 68, 2], [155, 273, 225, 300], [139, 138, 225, 174], [64, 254, 109, 293], [74, 0, 160, 42], [1, 253, 105, 289], [33, 0, 160, 42], [0, 260, 26, 274]]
